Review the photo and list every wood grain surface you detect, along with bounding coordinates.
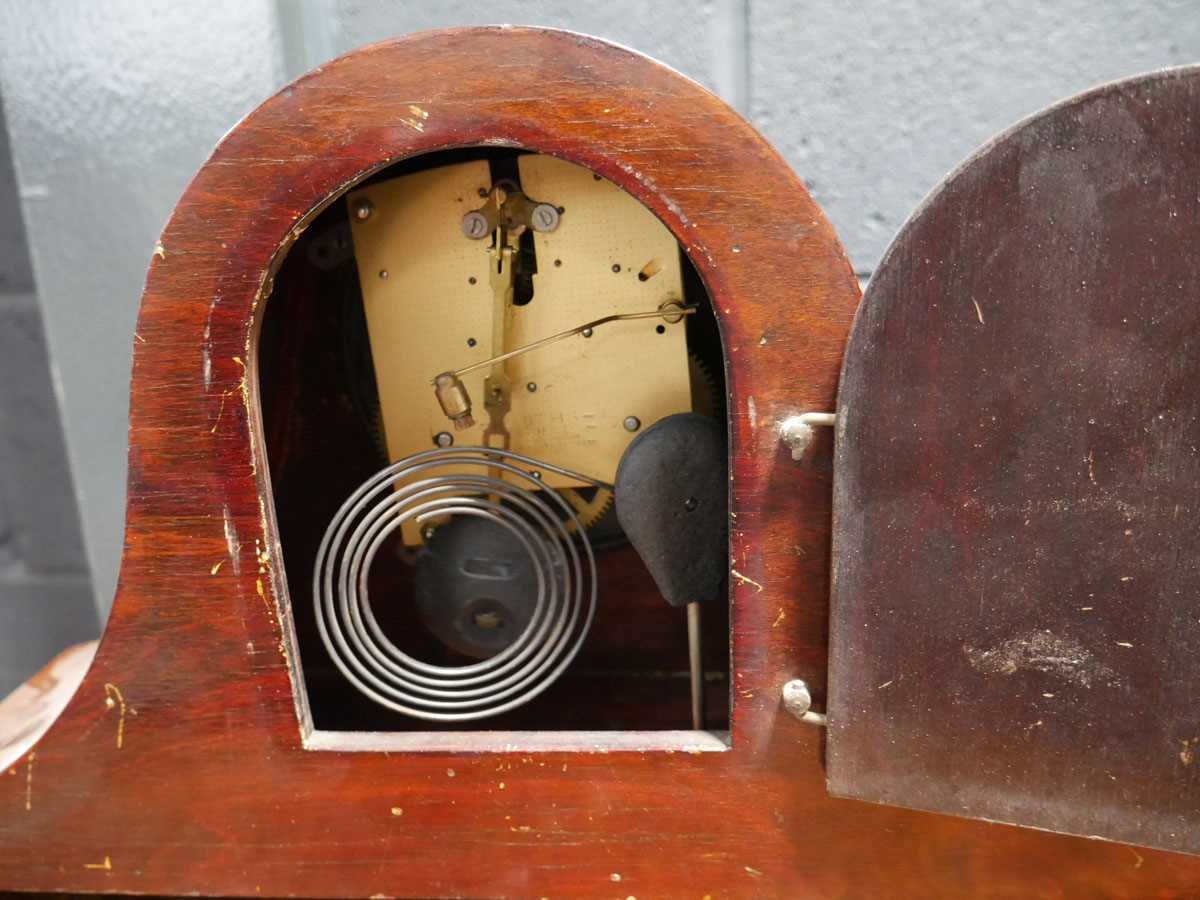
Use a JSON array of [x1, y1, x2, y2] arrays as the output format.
[[1, 27, 1198, 898], [829, 65, 1200, 857]]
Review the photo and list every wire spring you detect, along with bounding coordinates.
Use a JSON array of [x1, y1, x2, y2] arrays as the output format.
[[313, 447, 598, 722]]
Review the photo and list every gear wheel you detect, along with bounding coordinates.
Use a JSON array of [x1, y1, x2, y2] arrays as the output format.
[[561, 485, 614, 531], [563, 352, 717, 533], [688, 350, 722, 419]]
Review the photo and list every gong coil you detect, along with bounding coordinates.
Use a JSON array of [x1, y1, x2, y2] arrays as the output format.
[[313, 447, 599, 722]]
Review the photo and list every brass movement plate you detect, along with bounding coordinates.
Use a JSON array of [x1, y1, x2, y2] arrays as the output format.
[[348, 155, 692, 494]]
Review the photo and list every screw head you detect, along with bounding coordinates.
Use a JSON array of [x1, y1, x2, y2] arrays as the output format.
[[353, 199, 374, 221], [623, 416, 641, 432], [462, 211, 490, 239], [581, 327, 594, 338], [526, 382, 537, 393], [378, 269, 389, 280], [531, 203, 560, 232], [434, 431, 453, 448], [684, 496, 698, 511]]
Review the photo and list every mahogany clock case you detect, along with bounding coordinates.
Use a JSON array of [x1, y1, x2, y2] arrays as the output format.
[[2, 25, 1200, 900], [0, 27, 860, 899]]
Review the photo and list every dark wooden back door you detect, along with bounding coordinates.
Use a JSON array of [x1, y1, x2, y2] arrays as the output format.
[[829, 65, 1200, 855]]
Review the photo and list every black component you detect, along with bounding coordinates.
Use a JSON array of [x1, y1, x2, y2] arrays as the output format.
[[512, 227, 537, 306], [614, 413, 727, 608], [413, 515, 542, 659], [306, 221, 354, 270]]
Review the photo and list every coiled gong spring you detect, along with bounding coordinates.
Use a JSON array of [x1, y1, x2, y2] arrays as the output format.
[[313, 447, 598, 722]]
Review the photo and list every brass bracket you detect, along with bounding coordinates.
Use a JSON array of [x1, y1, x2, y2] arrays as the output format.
[[461, 183, 561, 239]]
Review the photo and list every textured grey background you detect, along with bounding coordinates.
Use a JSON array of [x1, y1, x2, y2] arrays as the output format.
[[0, 89, 96, 696], [0, 0, 1195, 695]]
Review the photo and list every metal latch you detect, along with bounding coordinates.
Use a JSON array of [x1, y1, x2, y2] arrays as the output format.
[[782, 679, 827, 726], [780, 412, 837, 460]]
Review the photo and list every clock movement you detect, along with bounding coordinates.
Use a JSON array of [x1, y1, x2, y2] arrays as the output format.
[[264, 148, 731, 734], [2, 26, 1200, 900]]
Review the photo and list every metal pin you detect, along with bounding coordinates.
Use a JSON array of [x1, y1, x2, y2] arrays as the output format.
[[623, 416, 641, 432], [688, 601, 704, 730], [353, 199, 373, 221], [780, 411, 838, 460]]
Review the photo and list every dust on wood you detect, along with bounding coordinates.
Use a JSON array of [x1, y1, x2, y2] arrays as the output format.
[[963, 629, 1120, 689]]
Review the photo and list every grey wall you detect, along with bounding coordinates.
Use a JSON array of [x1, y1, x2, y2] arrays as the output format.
[[0, 0, 1195, 681], [750, 0, 1200, 274], [0, 89, 95, 696], [0, 0, 288, 617]]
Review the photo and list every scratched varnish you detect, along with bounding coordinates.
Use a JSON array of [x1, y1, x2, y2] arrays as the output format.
[[2, 27, 1200, 899]]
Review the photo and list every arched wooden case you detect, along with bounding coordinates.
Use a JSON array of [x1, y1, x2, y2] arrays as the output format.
[[3, 26, 1200, 900]]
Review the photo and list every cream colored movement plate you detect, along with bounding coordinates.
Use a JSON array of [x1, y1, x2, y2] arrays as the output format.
[[348, 154, 691, 499]]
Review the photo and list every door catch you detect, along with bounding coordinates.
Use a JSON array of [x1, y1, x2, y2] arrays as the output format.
[[782, 679, 827, 726], [780, 412, 837, 460]]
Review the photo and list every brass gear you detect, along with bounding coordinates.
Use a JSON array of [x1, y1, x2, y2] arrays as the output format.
[[562, 485, 614, 531], [564, 352, 716, 532]]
